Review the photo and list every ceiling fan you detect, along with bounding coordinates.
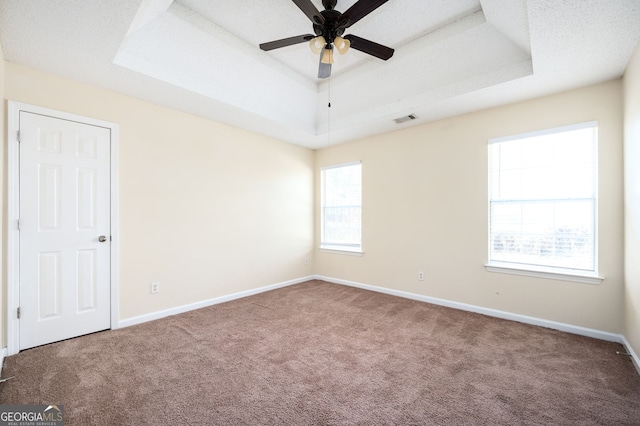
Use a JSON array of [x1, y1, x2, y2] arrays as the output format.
[[259, 0, 394, 79]]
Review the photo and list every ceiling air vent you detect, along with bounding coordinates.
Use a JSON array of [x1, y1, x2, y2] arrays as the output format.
[[394, 114, 418, 124]]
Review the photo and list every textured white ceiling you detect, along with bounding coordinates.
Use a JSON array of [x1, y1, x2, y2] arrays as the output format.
[[0, 0, 639, 149]]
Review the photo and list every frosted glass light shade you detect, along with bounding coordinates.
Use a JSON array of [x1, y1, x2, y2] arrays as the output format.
[[321, 46, 334, 64], [334, 36, 351, 55], [309, 36, 326, 55]]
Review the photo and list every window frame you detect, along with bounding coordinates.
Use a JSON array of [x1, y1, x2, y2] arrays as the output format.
[[320, 161, 363, 255], [485, 121, 604, 284]]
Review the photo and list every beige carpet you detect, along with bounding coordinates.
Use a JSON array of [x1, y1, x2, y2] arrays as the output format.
[[1, 280, 639, 425]]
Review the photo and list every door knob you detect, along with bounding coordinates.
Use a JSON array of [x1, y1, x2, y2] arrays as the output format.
[[98, 236, 108, 242]]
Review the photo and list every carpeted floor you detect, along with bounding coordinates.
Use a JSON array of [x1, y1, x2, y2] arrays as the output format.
[[1, 280, 639, 425]]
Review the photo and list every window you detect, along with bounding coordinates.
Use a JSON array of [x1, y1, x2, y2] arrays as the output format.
[[487, 122, 601, 283], [321, 162, 362, 253]]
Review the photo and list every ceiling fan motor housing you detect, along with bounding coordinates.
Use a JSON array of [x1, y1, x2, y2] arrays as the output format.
[[314, 9, 347, 45]]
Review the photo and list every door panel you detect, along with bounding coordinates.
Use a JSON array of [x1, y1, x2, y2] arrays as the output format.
[[19, 111, 111, 350], [38, 251, 62, 319], [77, 248, 98, 312]]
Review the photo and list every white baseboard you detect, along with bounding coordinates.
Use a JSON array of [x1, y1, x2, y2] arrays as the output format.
[[621, 335, 640, 376], [116, 274, 638, 377], [7, 274, 640, 378], [118, 276, 315, 328], [314, 275, 624, 344]]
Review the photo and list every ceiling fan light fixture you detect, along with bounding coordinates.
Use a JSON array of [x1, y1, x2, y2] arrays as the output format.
[[321, 45, 334, 64], [334, 36, 350, 55], [260, 0, 395, 79], [309, 36, 326, 55]]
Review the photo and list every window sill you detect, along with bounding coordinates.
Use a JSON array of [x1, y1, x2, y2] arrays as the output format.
[[485, 262, 604, 285], [320, 246, 363, 256]]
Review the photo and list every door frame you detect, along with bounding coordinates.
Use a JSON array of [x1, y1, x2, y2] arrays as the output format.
[[7, 101, 120, 355]]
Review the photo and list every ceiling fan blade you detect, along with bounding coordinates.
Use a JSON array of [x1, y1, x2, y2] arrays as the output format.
[[340, 0, 388, 28], [343, 34, 394, 60], [318, 53, 332, 79], [260, 34, 314, 51], [291, 0, 325, 25]]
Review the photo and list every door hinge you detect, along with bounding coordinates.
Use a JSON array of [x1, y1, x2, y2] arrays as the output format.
[[17, 307, 21, 319], [17, 130, 20, 142], [17, 219, 20, 231]]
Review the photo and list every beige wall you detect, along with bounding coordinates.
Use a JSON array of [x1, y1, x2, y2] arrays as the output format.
[[0, 44, 5, 347], [316, 80, 624, 333], [624, 43, 640, 356], [4, 63, 315, 321], [0, 59, 630, 347]]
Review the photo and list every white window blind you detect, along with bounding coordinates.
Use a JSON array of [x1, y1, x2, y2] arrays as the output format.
[[488, 122, 597, 274], [321, 162, 362, 252]]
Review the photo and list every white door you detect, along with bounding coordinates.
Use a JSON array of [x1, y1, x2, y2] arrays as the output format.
[[19, 111, 111, 350]]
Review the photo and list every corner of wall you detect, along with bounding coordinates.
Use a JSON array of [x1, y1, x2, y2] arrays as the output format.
[[623, 41, 640, 363], [0, 42, 6, 355]]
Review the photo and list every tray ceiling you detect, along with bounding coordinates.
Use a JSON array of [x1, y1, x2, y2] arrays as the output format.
[[0, 0, 639, 148]]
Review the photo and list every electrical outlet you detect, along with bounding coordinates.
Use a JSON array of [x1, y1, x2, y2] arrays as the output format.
[[418, 272, 424, 281], [151, 282, 160, 294], [304, 257, 309, 265]]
